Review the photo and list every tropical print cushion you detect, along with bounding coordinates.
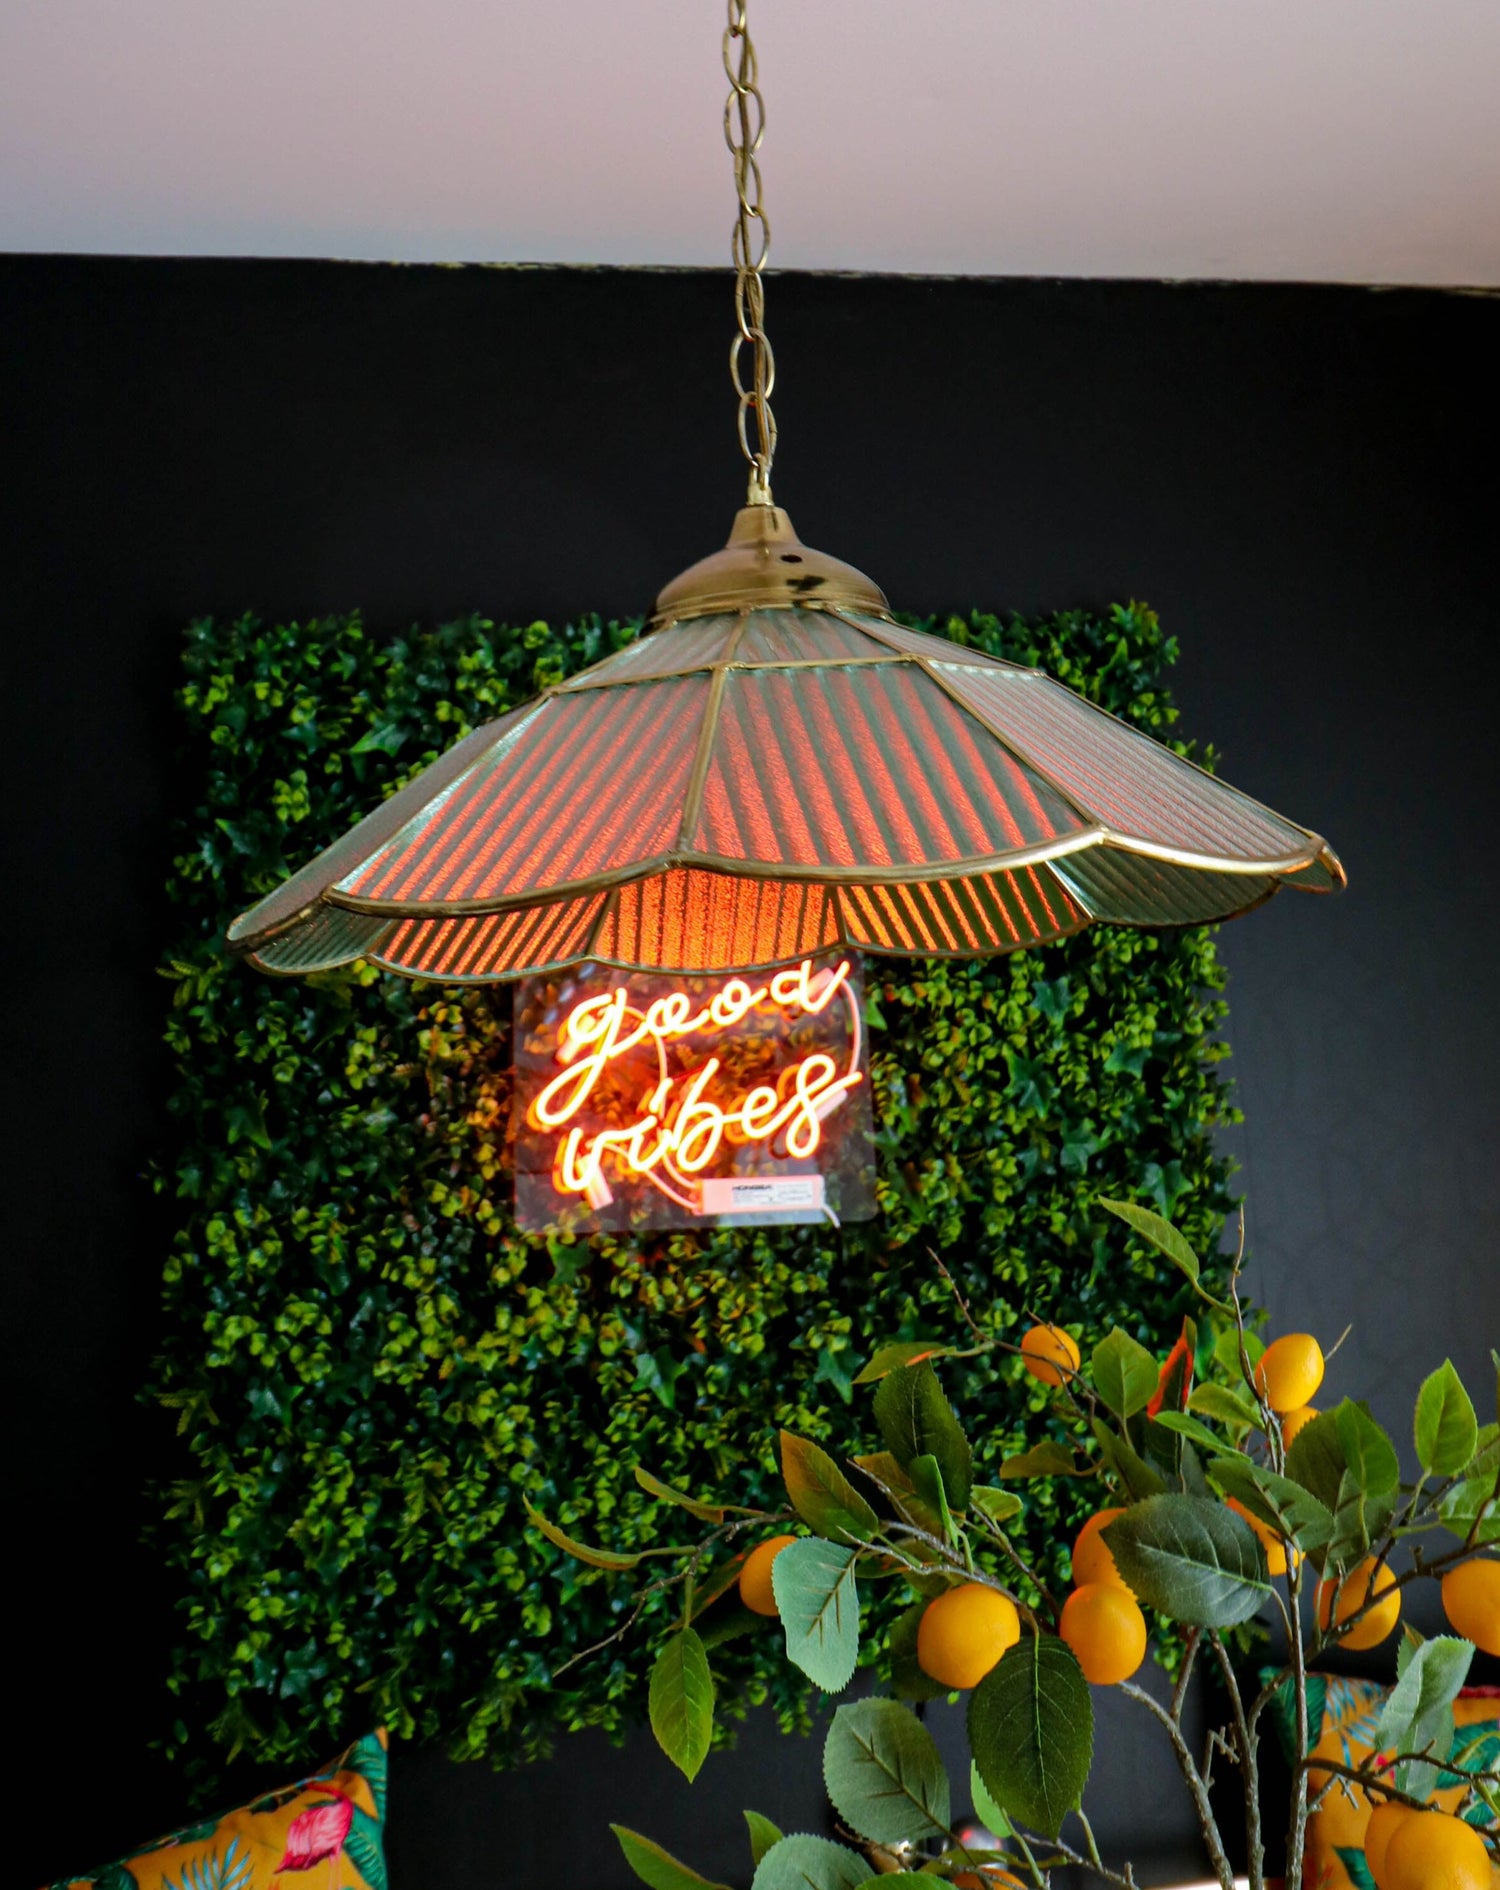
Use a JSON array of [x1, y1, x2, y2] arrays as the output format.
[[42, 1730, 387, 1890], [1291, 1678, 1499, 1889]]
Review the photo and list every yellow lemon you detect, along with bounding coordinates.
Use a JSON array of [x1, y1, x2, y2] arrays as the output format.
[[1363, 1800, 1414, 1889], [1254, 1334, 1325, 1413], [916, 1582, 1021, 1690], [1281, 1404, 1319, 1445], [1071, 1507, 1130, 1590], [1315, 1558, 1400, 1650], [1384, 1809, 1491, 1890], [738, 1534, 798, 1617], [1059, 1582, 1148, 1685], [1019, 1322, 1080, 1389], [1440, 1558, 1500, 1656]]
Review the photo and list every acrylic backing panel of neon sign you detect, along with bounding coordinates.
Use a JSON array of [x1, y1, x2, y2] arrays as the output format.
[[512, 954, 876, 1232]]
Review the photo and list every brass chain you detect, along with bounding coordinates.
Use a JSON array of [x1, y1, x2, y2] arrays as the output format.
[[723, 0, 776, 504]]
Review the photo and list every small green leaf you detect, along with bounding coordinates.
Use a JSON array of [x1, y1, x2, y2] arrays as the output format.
[[1104, 1494, 1273, 1627], [907, 1454, 957, 1541], [999, 1440, 1081, 1480], [772, 1538, 861, 1692], [1376, 1635, 1474, 1787], [1152, 1411, 1232, 1456], [752, 1835, 870, 1890], [853, 1451, 946, 1538], [970, 1485, 1024, 1526], [524, 1499, 642, 1570], [1207, 1455, 1335, 1556], [968, 1633, 1093, 1841], [781, 1431, 879, 1543], [635, 1466, 727, 1524], [854, 1341, 957, 1385], [1415, 1362, 1479, 1478], [744, 1812, 783, 1867], [1091, 1327, 1161, 1420], [822, 1698, 951, 1844], [872, 1363, 972, 1509], [1098, 1198, 1225, 1308], [968, 1759, 1012, 1838], [1189, 1383, 1263, 1430], [649, 1628, 715, 1782], [1091, 1417, 1166, 1499], [613, 1827, 732, 1890]]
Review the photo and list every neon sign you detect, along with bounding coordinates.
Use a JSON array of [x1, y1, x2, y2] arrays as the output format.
[[512, 955, 875, 1231]]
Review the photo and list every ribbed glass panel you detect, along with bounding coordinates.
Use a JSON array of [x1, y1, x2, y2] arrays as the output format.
[[373, 894, 607, 980], [734, 609, 893, 664], [230, 709, 531, 946], [937, 667, 1315, 862], [838, 613, 1031, 671], [1280, 848, 1345, 893], [692, 664, 1085, 869], [1054, 847, 1278, 925], [556, 617, 739, 687], [248, 905, 394, 972], [340, 676, 709, 904], [838, 866, 1086, 954], [594, 870, 837, 972]]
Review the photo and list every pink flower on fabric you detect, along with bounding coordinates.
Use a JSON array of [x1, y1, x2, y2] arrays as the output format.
[[277, 1793, 354, 1872]]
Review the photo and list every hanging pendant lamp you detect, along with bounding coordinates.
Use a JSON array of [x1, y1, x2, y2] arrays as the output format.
[[228, 2, 1343, 984]]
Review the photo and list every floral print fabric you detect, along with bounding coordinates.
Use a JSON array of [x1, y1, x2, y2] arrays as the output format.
[[43, 1731, 387, 1890]]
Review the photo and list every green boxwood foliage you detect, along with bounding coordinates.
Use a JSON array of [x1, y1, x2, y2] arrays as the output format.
[[153, 601, 1239, 1773]]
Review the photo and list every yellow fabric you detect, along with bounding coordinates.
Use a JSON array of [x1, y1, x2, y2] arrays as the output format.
[[44, 1731, 387, 1890], [1304, 1684, 1498, 1889]]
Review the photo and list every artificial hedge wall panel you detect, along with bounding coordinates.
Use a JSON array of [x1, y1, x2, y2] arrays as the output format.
[[154, 602, 1238, 1774]]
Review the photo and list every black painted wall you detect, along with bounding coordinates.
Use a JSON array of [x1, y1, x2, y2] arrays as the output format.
[[2, 256, 1496, 1887]]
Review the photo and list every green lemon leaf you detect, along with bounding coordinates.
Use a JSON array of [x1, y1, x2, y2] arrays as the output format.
[[822, 1697, 951, 1844], [634, 1467, 728, 1524], [649, 1628, 715, 1782], [772, 1538, 861, 1692], [907, 1454, 957, 1541], [744, 1812, 783, 1868], [1103, 1494, 1272, 1627], [1091, 1327, 1161, 1420], [873, 1363, 972, 1509], [1207, 1455, 1335, 1557], [968, 1632, 1093, 1840], [1091, 1417, 1167, 1499], [1098, 1197, 1228, 1309], [1189, 1383, 1263, 1431], [1415, 1362, 1480, 1478], [999, 1440, 1082, 1480], [524, 1499, 642, 1570], [613, 1827, 732, 1890], [854, 1341, 958, 1385], [1152, 1411, 1232, 1456], [970, 1485, 1024, 1526], [968, 1759, 1013, 1838], [752, 1835, 870, 1890], [1376, 1634, 1474, 1798], [781, 1431, 880, 1543]]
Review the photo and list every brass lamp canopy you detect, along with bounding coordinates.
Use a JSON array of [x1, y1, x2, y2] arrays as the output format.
[[652, 505, 890, 625], [226, 0, 1345, 988]]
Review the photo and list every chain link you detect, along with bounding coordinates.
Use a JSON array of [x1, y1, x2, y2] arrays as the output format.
[[723, 0, 776, 503]]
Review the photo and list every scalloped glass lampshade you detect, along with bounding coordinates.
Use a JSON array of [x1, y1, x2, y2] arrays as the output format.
[[228, 509, 1343, 981]]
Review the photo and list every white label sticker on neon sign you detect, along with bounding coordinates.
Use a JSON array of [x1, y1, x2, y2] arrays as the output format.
[[511, 954, 875, 1233]]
